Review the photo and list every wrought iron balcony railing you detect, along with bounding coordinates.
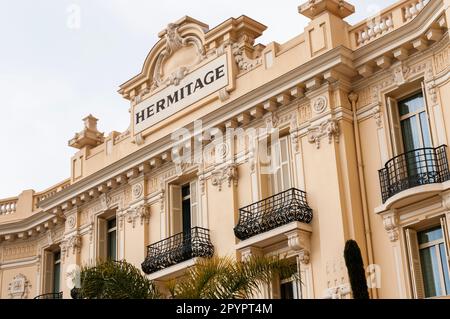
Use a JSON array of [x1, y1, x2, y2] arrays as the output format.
[[379, 145, 450, 203], [34, 292, 63, 299], [141, 226, 214, 274], [234, 188, 313, 241]]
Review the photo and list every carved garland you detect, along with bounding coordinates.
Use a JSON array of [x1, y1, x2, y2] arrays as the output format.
[[307, 119, 340, 149], [127, 204, 151, 228], [211, 163, 238, 191]]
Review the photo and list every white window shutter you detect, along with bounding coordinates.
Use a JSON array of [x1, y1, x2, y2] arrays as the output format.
[[280, 136, 292, 191], [440, 217, 450, 271], [387, 97, 404, 156], [270, 139, 282, 194], [190, 180, 198, 228], [169, 184, 182, 235], [97, 218, 107, 262], [405, 228, 425, 299], [43, 251, 54, 294]]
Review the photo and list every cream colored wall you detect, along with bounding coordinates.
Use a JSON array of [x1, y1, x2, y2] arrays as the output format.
[[206, 179, 238, 258], [0, 265, 36, 299], [0, 0, 449, 300]]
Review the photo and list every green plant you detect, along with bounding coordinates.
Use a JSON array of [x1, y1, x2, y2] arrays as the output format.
[[77, 260, 160, 299], [344, 240, 370, 299], [167, 255, 298, 299]]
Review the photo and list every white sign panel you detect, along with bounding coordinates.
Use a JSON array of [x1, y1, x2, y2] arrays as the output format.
[[134, 54, 229, 134]]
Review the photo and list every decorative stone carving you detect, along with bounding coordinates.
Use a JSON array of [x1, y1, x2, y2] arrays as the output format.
[[67, 215, 76, 229], [211, 163, 238, 191], [393, 64, 409, 85], [442, 192, 450, 211], [127, 204, 151, 228], [371, 104, 383, 128], [324, 283, 352, 299], [299, 250, 311, 265], [307, 119, 340, 149], [198, 171, 206, 194], [290, 117, 301, 153], [312, 96, 328, 114], [152, 23, 205, 89], [240, 246, 263, 262], [232, 42, 262, 72], [64, 234, 82, 257], [2, 243, 37, 261], [8, 274, 31, 299], [132, 183, 144, 200], [100, 193, 112, 210], [286, 230, 311, 264], [426, 81, 438, 105], [383, 212, 399, 242]]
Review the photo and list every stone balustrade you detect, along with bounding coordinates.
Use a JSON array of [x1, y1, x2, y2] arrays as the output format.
[[350, 0, 432, 49], [0, 198, 18, 216], [403, 0, 430, 22], [354, 13, 394, 47]]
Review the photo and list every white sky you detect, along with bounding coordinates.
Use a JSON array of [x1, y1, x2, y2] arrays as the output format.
[[0, 0, 398, 198]]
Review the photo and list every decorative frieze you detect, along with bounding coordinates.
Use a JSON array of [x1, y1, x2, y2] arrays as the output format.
[[298, 102, 312, 125], [434, 47, 449, 74], [2, 243, 37, 261], [307, 119, 340, 149]]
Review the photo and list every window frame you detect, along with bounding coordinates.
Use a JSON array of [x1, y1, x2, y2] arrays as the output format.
[[406, 218, 450, 299]]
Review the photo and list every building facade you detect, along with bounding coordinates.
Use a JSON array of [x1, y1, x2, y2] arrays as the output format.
[[1, 0, 450, 299]]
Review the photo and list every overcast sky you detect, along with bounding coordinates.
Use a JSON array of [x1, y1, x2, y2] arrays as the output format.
[[0, 0, 398, 198]]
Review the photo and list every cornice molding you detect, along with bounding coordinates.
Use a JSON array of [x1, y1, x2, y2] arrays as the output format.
[[353, 0, 444, 67], [39, 46, 353, 213]]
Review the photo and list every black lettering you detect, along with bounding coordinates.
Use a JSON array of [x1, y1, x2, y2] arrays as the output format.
[[193, 78, 204, 93], [179, 86, 185, 100], [146, 105, 154, 118], [156, 99, 165, 113], [136, 110, 145, 124], [203, 70, 215, 85], [215, 65, 225, 79], [167, 91, 179, 106], [185, 82, 194, 96]]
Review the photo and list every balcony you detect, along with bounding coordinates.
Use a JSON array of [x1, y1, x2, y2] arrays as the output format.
[[234, 188, 313, 241], [141, 227, 214, 275], [34, 292, 63, 299], [379, 145, 450, 203]]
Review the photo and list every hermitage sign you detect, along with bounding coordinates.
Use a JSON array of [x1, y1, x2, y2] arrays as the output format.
[[134, 54, 229, 134]]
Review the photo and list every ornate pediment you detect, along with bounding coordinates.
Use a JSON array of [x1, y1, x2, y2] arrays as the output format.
[[152, 21, 206, 90], [119, 15, 267, 102]]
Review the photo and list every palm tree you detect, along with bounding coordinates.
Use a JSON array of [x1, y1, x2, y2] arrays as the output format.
[[167, 256, 298, 299], [75, 260, 160, 299], [75, 256, 296, 299]]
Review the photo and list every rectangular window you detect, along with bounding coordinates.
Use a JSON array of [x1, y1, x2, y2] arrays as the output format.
[[107, 217, 117, 261], [399, 93, 432, 152], [270, 136, 293, 195], [388, 91, 433, 155], [280, 277, 301, 299], [406, 219, 450, 298], [170, 180, 199, 236], [53, 250, 61, 294]]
